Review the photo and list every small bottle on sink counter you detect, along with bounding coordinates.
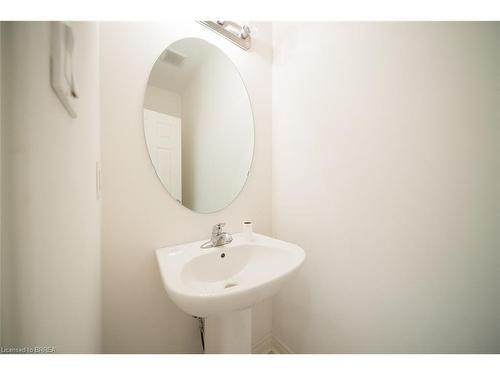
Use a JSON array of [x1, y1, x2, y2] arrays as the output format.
[[242, 221, 253, 241]]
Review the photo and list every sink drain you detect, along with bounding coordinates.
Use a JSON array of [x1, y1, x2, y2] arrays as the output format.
[[224, 282, 238, 289]]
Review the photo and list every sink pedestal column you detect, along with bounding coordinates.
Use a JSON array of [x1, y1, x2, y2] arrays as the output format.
[[204, 308, 251, 354]]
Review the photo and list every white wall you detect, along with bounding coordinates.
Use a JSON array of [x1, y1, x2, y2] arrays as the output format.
[[181, 46, 254, 213], [1, 22, 101, 353], [0, 22, 3, 345], [144, 85, 181, 117], [100, 22, 272, 353], [272, 22, 500, 353]]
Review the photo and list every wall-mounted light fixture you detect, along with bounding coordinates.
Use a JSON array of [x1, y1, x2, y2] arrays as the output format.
[[198, 21, 251, 51]]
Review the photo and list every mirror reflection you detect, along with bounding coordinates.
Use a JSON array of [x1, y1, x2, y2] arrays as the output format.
[[143, 38, 254, 213]]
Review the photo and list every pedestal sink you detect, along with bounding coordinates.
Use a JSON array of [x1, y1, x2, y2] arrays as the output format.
[[155, 233, 305, 353]]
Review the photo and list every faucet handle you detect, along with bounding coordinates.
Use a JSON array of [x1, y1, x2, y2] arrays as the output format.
[[212, 223, 226, 235]]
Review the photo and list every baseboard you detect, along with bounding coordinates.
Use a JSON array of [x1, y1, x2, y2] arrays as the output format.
[[252, 333, 272, 354], [252, 334, 293, 354], [270, 336, 293, 354]]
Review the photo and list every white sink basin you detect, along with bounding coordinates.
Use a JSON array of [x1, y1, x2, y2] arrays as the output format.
[[156, 233, 305, 317]]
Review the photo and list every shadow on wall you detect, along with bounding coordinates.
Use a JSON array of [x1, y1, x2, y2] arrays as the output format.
[[273, 271, 312, 353], [247, 23, 273, 64]]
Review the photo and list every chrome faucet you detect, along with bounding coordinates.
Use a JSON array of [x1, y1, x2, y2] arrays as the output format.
[[201, 223, 233, 249]]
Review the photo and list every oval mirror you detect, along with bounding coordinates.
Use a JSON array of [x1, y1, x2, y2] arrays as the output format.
[[143, 38, 254, 213]]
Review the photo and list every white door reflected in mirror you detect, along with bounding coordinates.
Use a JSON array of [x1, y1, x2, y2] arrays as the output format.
[[143, 109, 182, 202], [143, 38, 254, 213]]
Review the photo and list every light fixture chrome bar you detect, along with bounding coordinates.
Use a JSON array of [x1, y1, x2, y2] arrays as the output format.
[[197, 21, 251, 51]]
